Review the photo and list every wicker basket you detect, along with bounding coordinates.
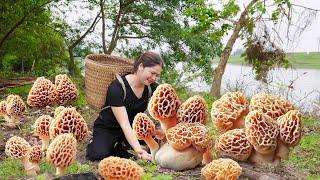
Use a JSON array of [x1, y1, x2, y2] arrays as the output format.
[[85, 54, 133, 109]]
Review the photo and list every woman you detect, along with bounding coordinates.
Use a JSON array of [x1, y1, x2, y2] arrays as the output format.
[[86, 51, 164, 161]]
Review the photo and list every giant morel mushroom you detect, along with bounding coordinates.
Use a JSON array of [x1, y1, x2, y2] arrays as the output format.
[[46, 133, 77, 176], [34, 115, 53, 151], [201, 158, 242, 180], [177, 95, 208, 124], [215, 128, 253, 161], [49, 107, 88, 142], [211, 92, 248, 133], [148, 83, 181, 131], [133, 113, 159, 161], [27, 77, 56, 108], [98, 156, 144, 180], [6, 95, 26, 128], [54, 74, 79, 105]]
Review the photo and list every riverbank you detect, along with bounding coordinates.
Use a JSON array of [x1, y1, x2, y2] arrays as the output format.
[[215, 52, 320, 69]]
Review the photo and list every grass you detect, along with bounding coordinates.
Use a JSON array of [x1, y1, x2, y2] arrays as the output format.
[[213, 52, 320, 69]]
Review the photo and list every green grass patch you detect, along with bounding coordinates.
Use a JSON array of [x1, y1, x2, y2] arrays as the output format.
[[1, 84, 32, 100], [0, 158, 26, 179]]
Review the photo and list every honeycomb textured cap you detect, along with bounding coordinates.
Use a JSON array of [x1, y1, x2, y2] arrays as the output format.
[[148, 83, 180, 121], [249, 93, 295, 120], [98, 156, 144, 180], [278, 110, 302, 146], [166, 123, 192, 151], [245, 110, 279, 154], [201, 158, 242, 180], [54, 106, 66, 118], [28, 145, 43, 163], [186, 123, 213, 152], [211, 92, 248, 133], [177, 95, 208, 124], [49, 107, 88, 142], [46, 133, 77, 168], [34, 115, 53, 138], [132, 113, 156, 140], [5, 136, 31, 159], [6, 95, 26, 117], [54, 74, 79, 105], [215, 129, 253, 161], [27, 77, 56, 107], [0, 100, 7, 115]]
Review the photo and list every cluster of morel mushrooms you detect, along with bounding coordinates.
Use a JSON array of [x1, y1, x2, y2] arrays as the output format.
[[2, 74, 89, 176], [1, 79, 302, 179]]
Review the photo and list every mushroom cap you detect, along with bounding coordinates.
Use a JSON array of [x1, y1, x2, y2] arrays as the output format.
[[46, 133, 77, 168], [6, 94, 15, 104], [34, 115, 53, 138], [28, 145, 43, 163], [54, 74, 79, 105], [49, 107, 88, 142], [6, 95, 26, 117], [132, 113, 156, 140], [98, 156, 144, 180], [0, 100, 7, 115], [249, 93, 295, 120], [245, 110, 279, 154], [148, 83, 180, 121], [186, 123, 213, 153], [54, 106, 65, 118], [166, 123, 192, 151], [211, 92, 248, 133], [5, 136, 31, 159], [278, 110, 302, 146], [215, 129, 253, 161], [201, 158, 242, 180], [177, 95, 208, 124], [27, 77, 56, 107]]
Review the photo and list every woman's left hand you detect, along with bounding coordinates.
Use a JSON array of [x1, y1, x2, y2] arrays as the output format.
[[136, 149, 152, 161]]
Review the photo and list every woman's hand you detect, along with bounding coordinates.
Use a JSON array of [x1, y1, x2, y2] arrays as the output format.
[[135, 148, 152, 161]]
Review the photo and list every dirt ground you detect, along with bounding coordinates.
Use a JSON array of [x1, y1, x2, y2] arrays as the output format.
[[0, 106, 307, 180]]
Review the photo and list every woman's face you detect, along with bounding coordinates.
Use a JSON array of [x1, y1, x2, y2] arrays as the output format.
[[138, 64, 162, 85]]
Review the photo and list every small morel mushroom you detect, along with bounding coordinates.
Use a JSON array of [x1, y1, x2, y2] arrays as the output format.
[[245, 110, 279, 164], [27, 77, 56, 108], [98, 156, 144, 180], [249, 93, 295, 120], [166, 123, 192, 151], [0, 100, 10, 123], [132, 113, 159, 161], [6, 95, 26, 128], [5, 136, 33, 175], [46, 133, 77, 176], [201, 158, 242, 180], [26, 145, 43, 176], [148, 83, 180, 131], [177, 95, 208, 124], [49, 107, 88, 142], [54, 74, 79, 105], [275, 110, 302, 163], [34, 115, 53, 151], [211, 92, 248, 133], [215, 128, 253, 161], [54, 106, 65, 118]]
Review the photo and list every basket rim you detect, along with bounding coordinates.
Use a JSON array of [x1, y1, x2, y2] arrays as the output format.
[[85, 54, 133, 67]]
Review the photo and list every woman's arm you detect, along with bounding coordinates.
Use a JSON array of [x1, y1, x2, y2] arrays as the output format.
[[111, 106, 151, 160]]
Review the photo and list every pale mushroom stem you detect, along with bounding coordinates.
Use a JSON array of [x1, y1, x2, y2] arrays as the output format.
[[56, 166, 67, 176], [154, 129, 165, 140], [40, 137, 50, 151], [7, 115, 20, 128], [274, 140, 289, 161], [160, 117, 177, 132], [202, 149, 213, 164], [249, 149, 275, 164], [144, 136, 160, 161], [22, 157, 37, 176], [2, 114, 11, 123]]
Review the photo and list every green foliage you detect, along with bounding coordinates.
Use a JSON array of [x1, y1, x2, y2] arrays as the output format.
[[2, 84, 32, 99], [67, 162, 94, 174], [0, 158, 26, 179]]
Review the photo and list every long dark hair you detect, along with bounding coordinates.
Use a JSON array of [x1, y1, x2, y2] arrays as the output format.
[[133, 51, 165, 73]]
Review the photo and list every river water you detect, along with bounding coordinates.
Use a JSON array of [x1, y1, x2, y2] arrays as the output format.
[[185, 64, 320, 113]]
